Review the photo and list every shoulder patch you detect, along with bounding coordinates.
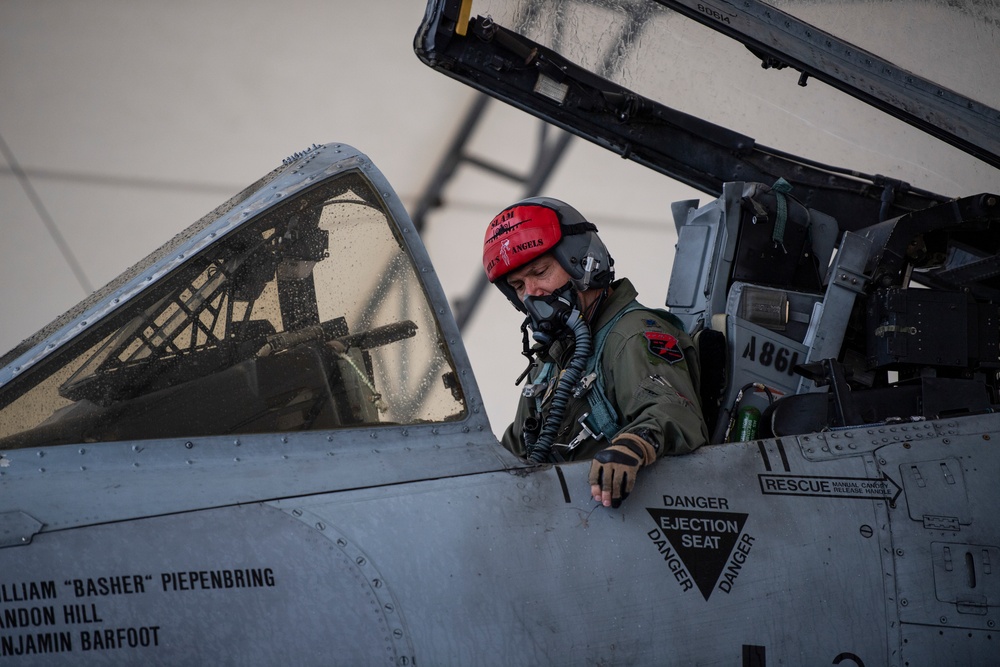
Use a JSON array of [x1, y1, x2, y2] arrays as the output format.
[[644, 318, 661, 328], [644, 331, 684, 364]]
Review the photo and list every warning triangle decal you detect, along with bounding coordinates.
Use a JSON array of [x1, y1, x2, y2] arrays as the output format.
[[646, 508, 748, 601]]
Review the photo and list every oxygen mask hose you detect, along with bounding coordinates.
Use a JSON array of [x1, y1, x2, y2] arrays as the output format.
[[528, 313, 592, 463]]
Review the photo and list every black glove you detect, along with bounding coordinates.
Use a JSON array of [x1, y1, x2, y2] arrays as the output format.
[[588, 434, 656, 508]]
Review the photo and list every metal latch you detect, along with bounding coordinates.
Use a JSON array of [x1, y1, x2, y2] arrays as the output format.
[[560, 412, 607, 451]]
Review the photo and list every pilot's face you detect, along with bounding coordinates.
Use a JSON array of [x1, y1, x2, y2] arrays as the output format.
[[505, 254, 571, 302]]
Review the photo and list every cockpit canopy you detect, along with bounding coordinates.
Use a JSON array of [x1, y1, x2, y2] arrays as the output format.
[[0, 157, 467, 449], [417, 0, 999, 224]]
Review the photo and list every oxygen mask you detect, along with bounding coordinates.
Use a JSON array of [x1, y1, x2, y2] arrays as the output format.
[[522, 283, 581, 347]]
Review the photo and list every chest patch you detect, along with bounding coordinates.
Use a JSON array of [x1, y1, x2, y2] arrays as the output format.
[[644, 331, 684, 364]]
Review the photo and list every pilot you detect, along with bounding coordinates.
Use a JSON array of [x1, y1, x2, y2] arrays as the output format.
[[483, 197, 709, 508]]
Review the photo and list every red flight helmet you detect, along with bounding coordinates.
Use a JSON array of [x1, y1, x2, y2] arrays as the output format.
[[482, 197, 615, 312]]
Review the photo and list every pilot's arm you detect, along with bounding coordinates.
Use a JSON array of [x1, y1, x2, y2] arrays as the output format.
[[589, 311, 709, 507]]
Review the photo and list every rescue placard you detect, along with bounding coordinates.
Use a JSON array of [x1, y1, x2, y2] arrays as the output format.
[[759, 473, 902, 503]]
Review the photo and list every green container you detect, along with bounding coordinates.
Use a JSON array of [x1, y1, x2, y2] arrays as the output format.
[[734, 405, 761, 442]]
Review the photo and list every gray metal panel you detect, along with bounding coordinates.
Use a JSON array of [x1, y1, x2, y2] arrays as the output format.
[[799, 420, 950, 462], [879, 423, 1000, 634], [0, 503, 414, 665], [665, 180, 741, 332], [0, 511, 42, 547], [282, 437, 895, 665], [900, 457, 973, 525], [0, 423, 513, 534], [0, 434, 895, 665], [931, 542, 999, 607], [796, 230, 873, 393], [666, 223, 712, 309]]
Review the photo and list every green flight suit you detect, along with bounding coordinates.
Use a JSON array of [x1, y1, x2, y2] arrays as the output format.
[[501, 278, 709, 461]]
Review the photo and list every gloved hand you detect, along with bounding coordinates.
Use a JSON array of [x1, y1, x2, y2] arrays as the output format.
[[589, 433, 657, 508]]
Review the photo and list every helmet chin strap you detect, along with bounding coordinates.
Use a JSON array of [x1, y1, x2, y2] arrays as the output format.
[[581, 285, 610, 323]]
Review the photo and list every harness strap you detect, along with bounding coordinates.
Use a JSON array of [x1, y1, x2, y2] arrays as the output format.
[[581, 300, 646, 439], [526, 362, 556, 414], [771, 177, 793, 247]]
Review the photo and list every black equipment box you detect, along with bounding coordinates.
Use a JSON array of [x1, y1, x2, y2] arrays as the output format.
[[867, 287, 1000, 369]]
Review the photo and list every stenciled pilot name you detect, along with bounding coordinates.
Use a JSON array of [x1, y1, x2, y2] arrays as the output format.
[[0, 567, 276, 657]]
